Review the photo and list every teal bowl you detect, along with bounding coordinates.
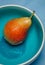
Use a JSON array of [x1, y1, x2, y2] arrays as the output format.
[[0, 5, 44, 65]]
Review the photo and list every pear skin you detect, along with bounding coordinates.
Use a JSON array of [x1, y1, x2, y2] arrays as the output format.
[[4, 11, 35, 45]]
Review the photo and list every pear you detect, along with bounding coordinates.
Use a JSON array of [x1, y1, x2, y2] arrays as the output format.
[[4, 11, 35, 45]]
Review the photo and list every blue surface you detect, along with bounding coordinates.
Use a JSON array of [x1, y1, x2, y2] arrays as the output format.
[[0, 0, 45, 65]]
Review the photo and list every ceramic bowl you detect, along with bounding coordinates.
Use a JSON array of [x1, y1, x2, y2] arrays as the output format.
[[0, 5, 44, 65]]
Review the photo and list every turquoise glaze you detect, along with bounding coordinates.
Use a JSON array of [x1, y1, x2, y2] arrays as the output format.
[[0, 6, 43, 65]]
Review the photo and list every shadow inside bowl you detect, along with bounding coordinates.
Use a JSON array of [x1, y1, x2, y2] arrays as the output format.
[[0, 37, 26, 59]]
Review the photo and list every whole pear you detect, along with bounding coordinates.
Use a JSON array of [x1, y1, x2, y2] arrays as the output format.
[[4, 11, 35, 45]]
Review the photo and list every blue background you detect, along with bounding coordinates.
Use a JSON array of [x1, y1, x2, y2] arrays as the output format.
[[0, 0, 45, 65]]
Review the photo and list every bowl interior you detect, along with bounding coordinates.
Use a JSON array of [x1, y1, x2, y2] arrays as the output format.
[[0, 6, 43, 65]]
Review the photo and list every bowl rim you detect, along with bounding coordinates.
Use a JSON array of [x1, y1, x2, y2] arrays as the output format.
[[0, 4, 44, 65]]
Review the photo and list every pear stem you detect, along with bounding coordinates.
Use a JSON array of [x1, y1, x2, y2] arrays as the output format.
[[30, 11, 35, 19]]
